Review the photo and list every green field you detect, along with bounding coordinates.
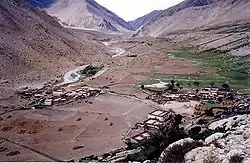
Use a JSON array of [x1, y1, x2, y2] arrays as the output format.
[[146, 50, 250, 92]]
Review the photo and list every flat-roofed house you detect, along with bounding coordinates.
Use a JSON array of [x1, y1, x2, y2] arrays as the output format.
[[162, 94, 180, 100], [132, 131, 152, 143], [148, 110, 169, 122], [144, 118, 163, 130]]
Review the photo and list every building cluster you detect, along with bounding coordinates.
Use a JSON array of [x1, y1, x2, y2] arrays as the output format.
[[124, 109, 176, 143], [147, 87, 236, 105], [18, 86, 104, 109]]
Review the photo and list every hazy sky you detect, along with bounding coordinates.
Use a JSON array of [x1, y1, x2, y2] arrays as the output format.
[[96, 0, 184, 21]]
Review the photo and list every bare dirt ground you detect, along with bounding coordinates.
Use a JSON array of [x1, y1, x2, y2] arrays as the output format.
[[0, 31, 214, 161]]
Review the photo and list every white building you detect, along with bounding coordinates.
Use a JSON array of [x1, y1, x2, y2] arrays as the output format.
[[148, 110, 169, 122]]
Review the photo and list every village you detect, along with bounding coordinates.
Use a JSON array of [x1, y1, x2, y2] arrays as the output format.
[[124, 82, 249, 144], [79, 81, 249, 162], [15, 79, 250, 147], [16, 85, 105, 110]]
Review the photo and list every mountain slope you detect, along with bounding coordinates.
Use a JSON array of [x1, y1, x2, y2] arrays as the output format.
[[130, 0, 218, 30], [129, 10, 161, 30], [28, 0, 134, 32], [138, 0, 249, 36], [135, 0, 250, 56], [0, 0, 108, 96]]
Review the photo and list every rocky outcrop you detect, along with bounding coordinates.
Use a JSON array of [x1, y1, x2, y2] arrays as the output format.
[[157, 113, 250, 163], [158, 138, 203, 163], [185, 115, 250, 163], [208, 114, 250, 131], [231, 95, 250, 114], [77, 148, 141, 162]]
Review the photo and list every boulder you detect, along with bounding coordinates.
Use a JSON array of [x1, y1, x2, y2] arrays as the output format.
[[158, 138, 203, 163], [184, 145, 225, 163], [187, 125, 201, 135], [205, 133, 224, 144], [185, 115, 250, 163], [209, 115, 250, 131]]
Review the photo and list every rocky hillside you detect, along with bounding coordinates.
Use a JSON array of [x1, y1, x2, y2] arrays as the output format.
[[139, 0, 249, 36], [130, 0, 218, 30], [0, 0, 108, 97], [28, 0, 134, 32], [129, 10, 161, 30], [134, 0, 250, 56]]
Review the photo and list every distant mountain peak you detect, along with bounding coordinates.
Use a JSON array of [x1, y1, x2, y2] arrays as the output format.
[[27, 0, 134, 32]]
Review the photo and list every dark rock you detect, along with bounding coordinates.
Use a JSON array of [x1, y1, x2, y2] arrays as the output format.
[[6, 115, 12, 119], [27, 130, 37, 134], [212, 108, 227, 118], [6, 151, 20, 156], [1, 126, 12, 132], [197, 117, 208, 125], [76, 118, 82, 121], [204, 109, 213, 116], [175, 114, 182, 124], [188, 125, 202, 135], [57, 128, 63, 132], [72, 145, 85, 150], [0, 147, 8, 152], [17, 130, 26, 134]]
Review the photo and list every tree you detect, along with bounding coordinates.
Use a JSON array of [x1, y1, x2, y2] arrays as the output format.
[[222, 83, 230, 91], [168, 85, 174, 90], [171, 80, 175, 87], [141, 85, 145, 89], [209, 81, 215, 88], [193, 81, 200, 87], [176, 83, 181, 87]]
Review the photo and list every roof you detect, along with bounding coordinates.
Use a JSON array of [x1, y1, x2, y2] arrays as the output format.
[[149, 110, 169, 117], [144, 118, 163, 127], [132, 131, 152, 141]]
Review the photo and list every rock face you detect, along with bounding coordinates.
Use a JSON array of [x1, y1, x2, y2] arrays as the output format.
[[28, 0, 134, 32]]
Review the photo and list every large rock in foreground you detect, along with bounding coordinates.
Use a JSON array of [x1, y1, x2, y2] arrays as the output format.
[[185, 114, 250, 163], [158, 138, 203, 163]]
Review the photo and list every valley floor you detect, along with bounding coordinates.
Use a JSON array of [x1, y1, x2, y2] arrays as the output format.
[[0, 33, 233, 161]]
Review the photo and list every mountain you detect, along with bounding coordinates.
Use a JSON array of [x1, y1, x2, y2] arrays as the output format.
[[130, 0, 218, 30], [0, 0, 108, 96], [28, 0, 134, 32], [129, 10, 161, 30], [137, 0, 249, 36], [134, 0, 250, 56]]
